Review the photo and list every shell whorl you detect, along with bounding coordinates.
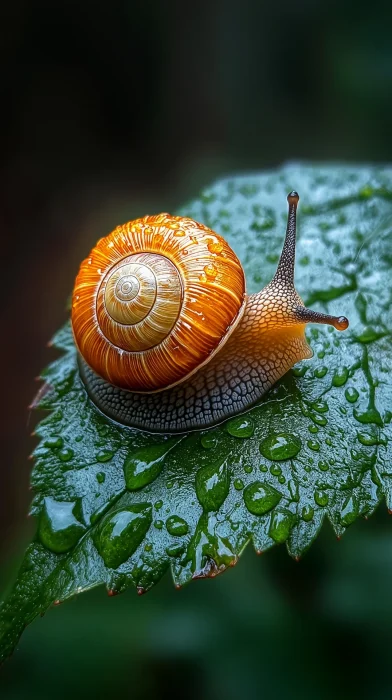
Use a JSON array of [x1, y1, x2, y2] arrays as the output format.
[[72, 213, 246, 392]]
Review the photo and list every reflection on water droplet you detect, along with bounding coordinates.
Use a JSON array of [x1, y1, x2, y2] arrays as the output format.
[[270, 464, 282, 476], [312, 401, 329, 414], [301, 505, 314, 522], [314, 490, 329, 507], [292, 365, 308, 377], [166, 515, 189, 536], [234, 478, 244, 490], [44, 436, 64, 449], [166, 543, 185, 558], [204, 263, 218, 278], [96, 450, 114, 463], [58, 448, 74, 462], [260, 433, 301, 461], [353, 408, 383, 426], [94, 504, 152, 568], [269, 508, 295, 543], [195, 458, 230, 512], [154, 500, 163, 510], [207, 239, 223, 254], [154, 520, 164, 530], [243, 481, 282, 515], [314, 367, 328, 379], [345, 387, 359, 403], [199, 273, 207, 284], [39, 497, 85, 553], [307, 439, 320, 452], [201, 432, 219, 449], [308, 425, 319, 434], [173, 229, 185, 237], [124, 439, 178, 490], [96, 472, 106, 484], [226, 416, 255, 438], [357, 432, 379, 446], [318, 460, 329, 472], [340, 495, 359, 527], [332, 367, 349, 387]]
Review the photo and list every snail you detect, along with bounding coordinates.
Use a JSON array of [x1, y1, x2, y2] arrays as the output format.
[[71, 192, 349, 433]]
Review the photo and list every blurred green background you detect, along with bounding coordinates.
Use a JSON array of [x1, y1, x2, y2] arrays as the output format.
[[1, 0, 392, 696]]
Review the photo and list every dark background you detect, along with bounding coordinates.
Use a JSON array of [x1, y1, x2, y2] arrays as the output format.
[[1, 1, 392, 697]]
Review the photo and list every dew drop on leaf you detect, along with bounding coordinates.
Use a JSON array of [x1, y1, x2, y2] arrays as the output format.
[[195, 458, 230, 512], [166, 515, 189, 536], [314, 490, 329, 507], [345, 387, 359, 403], [124, 439, 178, 490], [301, 505, 315, 522], [39, 497, 86, 553], [269, 508, 295, 543], [332, 366, 349, 387], [226, 416, 255, 438], [260, 433, 301, 461], [96, 450, 114, 463], [44, 436, 64, 449], [243, 481, 282, 515], [94, 504, 152, 568]]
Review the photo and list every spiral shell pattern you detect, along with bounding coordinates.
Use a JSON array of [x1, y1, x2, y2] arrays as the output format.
[[72, 213, 245, 392]]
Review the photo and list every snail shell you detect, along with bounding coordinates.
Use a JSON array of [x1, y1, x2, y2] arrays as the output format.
[[72, 214, 245, 392], [71, 194, 349, 432]]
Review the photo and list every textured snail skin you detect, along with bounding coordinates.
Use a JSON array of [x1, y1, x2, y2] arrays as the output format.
[[79, 289, 312, 432], [72, 214, 245, 392], [75, 192, 349, 432]]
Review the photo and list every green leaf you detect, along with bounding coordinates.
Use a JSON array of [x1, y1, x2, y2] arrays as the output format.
[[1, 164, 392, 662]]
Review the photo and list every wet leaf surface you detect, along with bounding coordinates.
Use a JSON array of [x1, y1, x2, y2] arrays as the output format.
[[1, 164, 392, 661]]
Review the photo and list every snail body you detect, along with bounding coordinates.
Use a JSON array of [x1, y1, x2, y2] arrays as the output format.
[[72, 193, 349, 432]]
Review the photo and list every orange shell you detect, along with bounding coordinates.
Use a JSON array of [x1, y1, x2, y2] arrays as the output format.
[[71, 213, 246, 392]]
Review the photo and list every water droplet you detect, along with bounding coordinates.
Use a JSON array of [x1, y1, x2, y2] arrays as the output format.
[[308, 425, 319, 434], [269, 508, 295, 543], [340, 495, 359, 527], [278, 475, 286, 485], [243, 481, 282, 515], [44, 436, 64, 449], [199, 273, 208, 284], [204, 263, 218, 279], [312, 400, 329, 414], [201, 432, 219, 449], [124, 439, 178, 490], [318, 460, 329, 472], [301, 505, 314, 522], [195, 458, 230, 512], [314, 490, 329, 507], [353, 408, 383, 426], [173, 229, 185, 237], [96, 450, 114, 463], [226, 416, 254, 438], [58, 448, 74, 462], [207, 239, 223, 254], [166, 543, 185, 558], [96, 472, 106, 484], [345, 387, 359, 403], [270, 464, 282, 476], [39, 497, 85, 553], [292, 365, 308, 377], [166, 515, 189, 536], [317, 350, 325, 359], [260, 433, 301, 461], [94, 504, 152, 568], [154, 500, 163, 510], [234, 478, 244, 490], [154, 519, 164, 530], [314, 366, 328, 379], [332, 366, 349, 387], [357, 432, 379, 446], [307, 439, 320, 452]]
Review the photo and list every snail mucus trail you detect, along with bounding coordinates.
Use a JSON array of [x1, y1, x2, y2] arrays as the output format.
[[72, 192, 349, 433]]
